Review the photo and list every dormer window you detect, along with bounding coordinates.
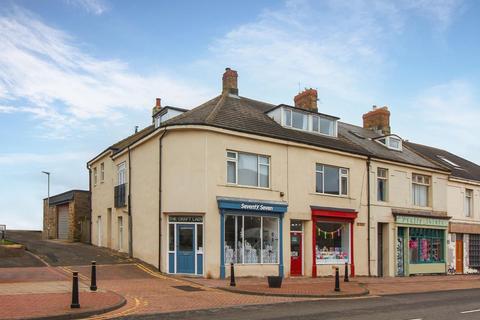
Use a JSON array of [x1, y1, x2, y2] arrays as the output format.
[[153, 106, 187, 128], [268, 105, 338, 137], [375, 135, 402, 151]]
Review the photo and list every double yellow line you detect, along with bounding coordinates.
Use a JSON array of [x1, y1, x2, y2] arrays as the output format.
[[88, 297, 141, 320]]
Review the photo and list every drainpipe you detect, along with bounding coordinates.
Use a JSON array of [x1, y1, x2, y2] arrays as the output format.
[[158, 129, 168, 271], [128, 146, 133, 258], [367, 156, 372, 277]]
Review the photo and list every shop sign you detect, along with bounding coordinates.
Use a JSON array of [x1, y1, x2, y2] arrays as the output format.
[[168, 216, 203, 223], [240, 203, 274, 211], [396, 215, 448, 228]]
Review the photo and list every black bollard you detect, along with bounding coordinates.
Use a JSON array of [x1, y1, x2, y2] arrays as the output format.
[[230, 263, 236, 287], [344, 262, 349, 282], [334, 267, 340, 292], [71, 271, 80, 308], [90, 261, 97, 291]]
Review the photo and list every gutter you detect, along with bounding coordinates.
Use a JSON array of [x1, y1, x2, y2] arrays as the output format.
[[366, 156, 371, 277], [128, 146, 133, 258], [158, 129, 168, 271]]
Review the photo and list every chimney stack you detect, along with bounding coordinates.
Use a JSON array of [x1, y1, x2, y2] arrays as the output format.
[[152, 98, 162, 117], [362, 105, 391, 135], [294, 88, 318, 112], [222, 67, 238, 95]]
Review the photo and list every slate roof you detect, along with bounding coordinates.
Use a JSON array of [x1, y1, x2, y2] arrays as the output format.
[[162, 94, 368, 156], [405, 142, 480, 182], [338, 122, 446, 171], [44, 190, 89, 206]]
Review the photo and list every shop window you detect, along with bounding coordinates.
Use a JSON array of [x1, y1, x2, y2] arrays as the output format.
[[377, 168, 388, 202], [315, 164, 348, 196], [465, 189, 473, 217], [226, 151, 270, 188], [469, 234, 480, 268], [408, 228, 444, 264], [315, 221, 350, 264], [412, 174, 430, 207], [224, 215, 279, 264]]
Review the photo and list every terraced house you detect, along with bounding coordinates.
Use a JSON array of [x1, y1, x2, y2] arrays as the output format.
[[87, 68, 480, 279]]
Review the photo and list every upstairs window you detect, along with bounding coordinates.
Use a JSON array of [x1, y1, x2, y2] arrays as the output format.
[[226, 151, 270, 188], [100, 163, 105, 183], [412, 174, 430, 207], [376, 135, 402, 151], [316, 164, 348, 196], [93, 167, 98, 186], [377, 168, 388, 202], [465, 189, 473, 217], [280, 108, 337, 137], [117, 162, 126, 186]]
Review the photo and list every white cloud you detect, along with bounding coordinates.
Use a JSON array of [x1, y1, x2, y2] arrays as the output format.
[[0, 7, 212, 137], [65, 0, 109, 15]]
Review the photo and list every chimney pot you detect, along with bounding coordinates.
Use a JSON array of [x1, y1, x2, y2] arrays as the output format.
[[156, 98, 161, 107], [294, 88, 318, 112], [222, 67, 238, 95], [152, 97, 162, 117]]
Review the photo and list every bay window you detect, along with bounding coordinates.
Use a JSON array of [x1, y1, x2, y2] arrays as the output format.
[[412, 174, 430, 207], [224, 215, 279, 264], [226, 151, 270, 188], [316, 164, 348, 195]]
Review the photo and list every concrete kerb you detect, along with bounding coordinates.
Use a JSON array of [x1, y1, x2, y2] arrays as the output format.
[[19, 292, 127, 320], [215, 285, 370, 299]]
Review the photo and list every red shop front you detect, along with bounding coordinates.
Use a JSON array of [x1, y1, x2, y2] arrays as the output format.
[[311, 206, 358, 277]]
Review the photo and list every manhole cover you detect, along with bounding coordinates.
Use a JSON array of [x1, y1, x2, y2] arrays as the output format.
[[172, 285, 204, 292]]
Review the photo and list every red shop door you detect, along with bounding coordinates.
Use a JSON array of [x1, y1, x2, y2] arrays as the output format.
[[290, 232, 302, 276]]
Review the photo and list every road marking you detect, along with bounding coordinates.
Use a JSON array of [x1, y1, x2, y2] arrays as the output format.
[[461, 309, 480, 314], [88, 297, 141, 319]]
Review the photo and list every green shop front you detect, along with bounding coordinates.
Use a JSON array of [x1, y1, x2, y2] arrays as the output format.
[[395, 212, 450, 276]]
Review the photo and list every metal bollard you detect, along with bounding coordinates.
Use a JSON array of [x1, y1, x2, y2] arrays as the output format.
[[230, 263, 236, 287], [334, 267, 340, 292], [71, 272, 80, 308], [90, 261, 97, 291], [344, 262, 349, 282]]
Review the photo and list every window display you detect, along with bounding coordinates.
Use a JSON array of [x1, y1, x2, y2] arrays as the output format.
[[315, 221, 350, 264], [409, 228, 444, 264], [224, 214, 279, 264]]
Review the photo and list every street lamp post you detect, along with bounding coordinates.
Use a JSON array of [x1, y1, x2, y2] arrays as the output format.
[[42, 171, 51, 238]]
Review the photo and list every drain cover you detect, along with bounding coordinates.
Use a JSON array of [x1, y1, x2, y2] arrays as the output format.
[[172, 285, 204, 292]]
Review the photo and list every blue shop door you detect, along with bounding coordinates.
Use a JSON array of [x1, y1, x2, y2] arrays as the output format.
[[176, 224, 195, 274]]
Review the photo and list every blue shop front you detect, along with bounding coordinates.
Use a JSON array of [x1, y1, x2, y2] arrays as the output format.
[[217, 197, 288, 279]]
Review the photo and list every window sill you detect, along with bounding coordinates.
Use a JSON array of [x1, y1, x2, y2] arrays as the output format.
[[224, 183, 272, 191], [411, 205, 433, 210], [310, 192, 352, 200]]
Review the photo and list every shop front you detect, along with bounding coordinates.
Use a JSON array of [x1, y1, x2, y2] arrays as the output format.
[[217, 197, 288, 279], [448, 222, 480, 274], [311, 206, 357, 277], [394, 212, 450, 276], [167, 215, 204, 276]]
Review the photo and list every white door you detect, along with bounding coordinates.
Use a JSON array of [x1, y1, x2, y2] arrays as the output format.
[[57, 205, 69, 240], [118, 216, 123, 251], [97, 216, 102, 246]]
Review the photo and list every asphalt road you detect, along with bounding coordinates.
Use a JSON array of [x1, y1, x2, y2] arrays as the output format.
[[122, 288, 480, 320], [4, 230, 132, 266]]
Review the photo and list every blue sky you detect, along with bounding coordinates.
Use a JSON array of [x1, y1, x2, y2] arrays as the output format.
[[1, 0, 479, 229]]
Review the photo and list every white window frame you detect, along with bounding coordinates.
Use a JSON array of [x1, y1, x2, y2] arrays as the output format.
[[315, 164, 349, 196], [100, 162, 105, 183], [226, 151, 270, 188], [377, 167, 388, 202], [412, 173, 431, 207], [465, 189, 473, 217], [281, 107, 337, 137], [376, 135, 403, 151], [93, 167, 98, 186], [117, 162, 126, 185], [224, 214, 279, 265]]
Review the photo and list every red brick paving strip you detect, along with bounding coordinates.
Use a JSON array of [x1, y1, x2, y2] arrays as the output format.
[[0, 291, 125, 320]]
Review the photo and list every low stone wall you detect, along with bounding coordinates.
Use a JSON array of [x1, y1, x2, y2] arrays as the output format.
[[0, 244, 25, 258]]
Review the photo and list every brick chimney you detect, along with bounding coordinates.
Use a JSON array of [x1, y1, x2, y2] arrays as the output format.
[[362, 105, 391, 135], [222, 67, 238, 95], [152, 98, 162, 117], [294, 88, 318, 112]]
